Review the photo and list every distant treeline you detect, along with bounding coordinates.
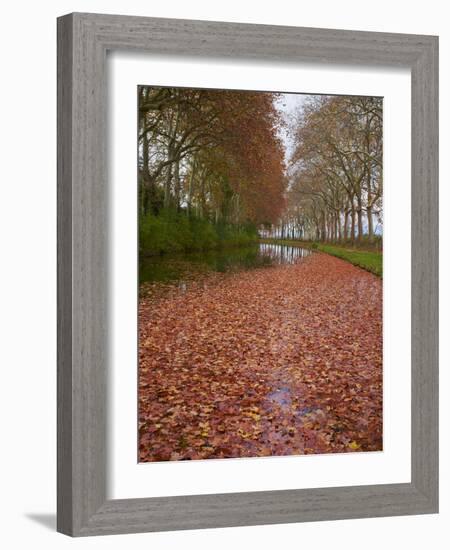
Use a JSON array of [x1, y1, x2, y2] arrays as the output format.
[[271, 95, 383, 244]]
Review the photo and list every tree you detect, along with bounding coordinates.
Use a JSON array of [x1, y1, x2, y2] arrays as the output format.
[[271, 95, 382, 244], [138, 87, 286, 227]]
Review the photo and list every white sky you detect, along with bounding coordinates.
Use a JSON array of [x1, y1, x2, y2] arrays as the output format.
[[275, 93, 310, 164]]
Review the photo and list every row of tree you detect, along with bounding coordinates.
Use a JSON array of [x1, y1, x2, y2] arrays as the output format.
[[139, 86, 286, 227], [269, 95, 383, 244]]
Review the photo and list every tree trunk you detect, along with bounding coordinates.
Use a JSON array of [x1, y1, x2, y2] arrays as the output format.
[[357, 199, 363, 242], [164, 161, 172, 209], [367, 204, 374, 242], [173, 159, 181, 211], [351, 204, 356, 244], [186, 161, 196, 217], [141, 129, 152, 215]]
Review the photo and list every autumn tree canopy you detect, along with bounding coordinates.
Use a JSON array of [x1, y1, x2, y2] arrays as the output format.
[[272, 95, 383, 244], [139, 86, 287, 227], [139, 88, 382, 252]]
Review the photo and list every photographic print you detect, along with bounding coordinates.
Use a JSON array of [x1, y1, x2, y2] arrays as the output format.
[[138, 86, 383, 462]]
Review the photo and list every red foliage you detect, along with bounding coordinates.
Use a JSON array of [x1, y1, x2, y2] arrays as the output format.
[[182, 89, 286, 223], [139, 254, 382, 462]]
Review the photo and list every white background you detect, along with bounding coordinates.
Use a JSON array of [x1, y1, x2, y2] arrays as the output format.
[[109, 55, 411, 498], [0, 1, 447, 549]]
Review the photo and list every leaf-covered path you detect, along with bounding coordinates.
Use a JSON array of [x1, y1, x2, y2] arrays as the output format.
[[139, 253, 382, 462]]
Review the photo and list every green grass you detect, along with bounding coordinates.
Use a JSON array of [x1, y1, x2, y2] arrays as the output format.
[[317, 244, 382, 277], [260, 238, 382, 277]]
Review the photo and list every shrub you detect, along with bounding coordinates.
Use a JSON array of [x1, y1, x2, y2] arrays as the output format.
[[139, 209, 257, 256]]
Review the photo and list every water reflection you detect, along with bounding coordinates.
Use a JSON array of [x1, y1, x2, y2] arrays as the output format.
[[259, 243, 311, 265], [140, 243, 312, 284]]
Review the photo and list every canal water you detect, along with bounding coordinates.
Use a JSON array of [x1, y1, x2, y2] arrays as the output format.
[[140, 243, 311, 284]]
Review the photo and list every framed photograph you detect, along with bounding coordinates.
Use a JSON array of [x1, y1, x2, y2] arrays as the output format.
[[57, 13, 438, 536]]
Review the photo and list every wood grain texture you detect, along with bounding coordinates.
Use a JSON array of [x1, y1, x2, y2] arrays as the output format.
[[57, 13, 73, 535], [57, 12, 439, 536], [411, 36, 439, 506]]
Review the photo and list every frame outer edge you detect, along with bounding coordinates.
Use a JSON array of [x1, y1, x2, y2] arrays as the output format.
[[78, 484, 429, 536], [57, 12, 439, 536], [75, 11, 428, 65], [73, 12, 109, 535], [57, 13, 74, 536], [58, 12, 109, 536], [411, 36, 439, 509]]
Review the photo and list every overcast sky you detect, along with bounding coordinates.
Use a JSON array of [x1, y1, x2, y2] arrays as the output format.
[[274, 92, 310, 164]]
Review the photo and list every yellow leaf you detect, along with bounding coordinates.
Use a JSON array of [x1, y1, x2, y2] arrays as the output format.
[[348, 441, 361, 450], [244, 411, 261, 421], [237, 428, 253, 439]]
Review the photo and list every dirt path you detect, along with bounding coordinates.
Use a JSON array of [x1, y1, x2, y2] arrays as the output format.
[[139, 253, 382, 462]]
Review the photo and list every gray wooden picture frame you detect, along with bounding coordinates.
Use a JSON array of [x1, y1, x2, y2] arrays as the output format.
[[57, 12, 438, 537]]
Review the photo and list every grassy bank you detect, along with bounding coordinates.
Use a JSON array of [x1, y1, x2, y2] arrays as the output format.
[[260, 238, 382, 277], [140, 209, 258, 256], [318, 244, 382, 277]]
